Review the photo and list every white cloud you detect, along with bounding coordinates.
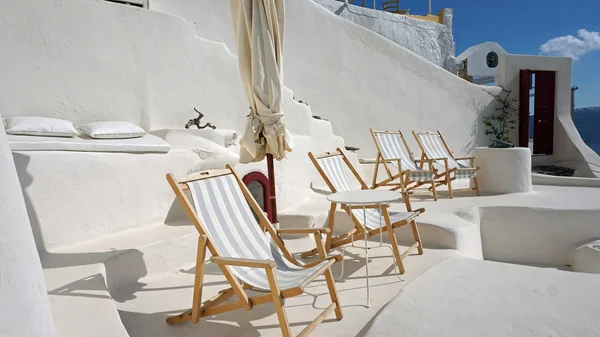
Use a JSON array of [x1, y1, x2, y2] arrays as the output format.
[[539, 29, 600, 60]]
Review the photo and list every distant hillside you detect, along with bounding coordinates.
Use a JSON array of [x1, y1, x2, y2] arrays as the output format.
[[573, 106, 600, 154]]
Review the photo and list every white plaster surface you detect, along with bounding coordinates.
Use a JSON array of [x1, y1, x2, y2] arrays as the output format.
[[498, 54, 600, 178], [8, 133, 171, 153], [532, 172, 600, 187], [12, 148, 221, 251], [0, 0, 358, 236], [45, 264, 129, 337], [457, 41, 507, 78], [478, 207, 600, 266], [0, 112, 56, 337], [3, 1, 600, 336], [389, 180, 600, 262], [473, 147, 533, 193], [151, 128, 238, 148], [312, 0, 454, 68], [573, 240, 600, 274], [112, 241, 465, 337], [150, 0, 502, 157], [363, 258, 600, 337]]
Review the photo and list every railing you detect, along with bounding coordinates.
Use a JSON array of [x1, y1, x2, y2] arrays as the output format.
[[339, 0, 445, 24]]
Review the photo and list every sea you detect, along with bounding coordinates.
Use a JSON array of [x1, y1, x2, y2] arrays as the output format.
[[529, 107, 600, 155], [573, 107, 600, 154]]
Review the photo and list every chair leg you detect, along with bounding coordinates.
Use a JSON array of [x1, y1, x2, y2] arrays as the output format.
[[371, 154, 381, 189], [399, 173, 407, 194], [447, 174, 454, 199], [430, 179, 438, 201], [324, 268, 343, 320], [410, 220, 424, 255], [383, 210, 406, 274], [325, 203, 337, 251], [313, 232, 343, 320], [192, 235, 208, 323], [473, 176, 480, 196], [266, 268, 292, 337]]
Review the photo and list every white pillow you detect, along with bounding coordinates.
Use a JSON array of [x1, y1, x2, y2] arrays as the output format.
[[4, 116, 80, 137], [78, 121, 146, 139]]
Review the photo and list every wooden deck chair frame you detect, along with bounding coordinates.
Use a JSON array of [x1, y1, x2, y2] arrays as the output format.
[[165, 165, 343, 337], [412, 130, 480, 199], [301, 148, 425, 275], [370, 129, 439, 201]]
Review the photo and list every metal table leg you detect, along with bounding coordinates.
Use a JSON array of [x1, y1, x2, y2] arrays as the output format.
[[336, 203, 403, 308]]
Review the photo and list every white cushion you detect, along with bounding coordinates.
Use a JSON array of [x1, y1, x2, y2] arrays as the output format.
[[4, 116, 79, 137], [78, 121, 146, 139], [8, 134, 170, 153]]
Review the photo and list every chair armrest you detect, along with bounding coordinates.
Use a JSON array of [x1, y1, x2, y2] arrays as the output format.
[[211, 256, 276, 269], [276, 228, 331, 235], [428, 157, 447, 161], [455, 157, 475, 161], [414, 208, 425, 214], [414, 159, 433, 163]]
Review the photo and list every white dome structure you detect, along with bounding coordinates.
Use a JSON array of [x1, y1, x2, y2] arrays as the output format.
[[458, 42, 507, 84]]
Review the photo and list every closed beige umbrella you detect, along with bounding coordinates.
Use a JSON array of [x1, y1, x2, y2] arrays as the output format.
[[230, 0, 293, 223]]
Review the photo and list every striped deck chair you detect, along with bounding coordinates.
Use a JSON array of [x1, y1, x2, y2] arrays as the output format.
[[412, 130, 480, 199], [370, 129, 438, 200], [165, 166, 343, 337], [302, 148, 425, 275]]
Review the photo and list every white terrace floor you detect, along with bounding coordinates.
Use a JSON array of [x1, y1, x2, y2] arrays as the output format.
[[43, 182, 600, 337]]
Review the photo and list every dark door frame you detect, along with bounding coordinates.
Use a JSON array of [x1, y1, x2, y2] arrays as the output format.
[[518, 69, 556, 155]]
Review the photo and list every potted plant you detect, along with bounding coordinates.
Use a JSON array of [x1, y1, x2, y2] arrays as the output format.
[[483, 89, 517, 148]]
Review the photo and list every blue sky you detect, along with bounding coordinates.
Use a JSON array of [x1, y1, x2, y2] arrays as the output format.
[[364, 0, 600, 108]]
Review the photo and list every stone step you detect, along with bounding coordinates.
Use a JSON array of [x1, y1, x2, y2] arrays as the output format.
[[42, 221, 199, 293], [44, 264, 130, 337]]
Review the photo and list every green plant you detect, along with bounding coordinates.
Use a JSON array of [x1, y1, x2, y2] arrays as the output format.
[[483, 89, 518, 144]]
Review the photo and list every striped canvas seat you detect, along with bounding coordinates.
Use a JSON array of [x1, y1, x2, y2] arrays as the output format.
[[317, 155, 416, 229], [374, 132, 434, 182], [415, 133, 477, 179], [188, 174, 329, 291], [307, 148, 425, 275]]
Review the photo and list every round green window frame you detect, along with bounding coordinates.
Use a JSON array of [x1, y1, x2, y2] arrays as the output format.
[[486, 51, 499, 68]]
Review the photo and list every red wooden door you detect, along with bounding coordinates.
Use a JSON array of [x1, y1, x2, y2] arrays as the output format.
[[533, 71, 556, 155], [519, 70, 531, 148]]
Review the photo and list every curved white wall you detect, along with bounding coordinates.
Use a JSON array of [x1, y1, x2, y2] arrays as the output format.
[[150, 0, 501, 158], [0, 112, 56, 337], [479, 206, 600, 266], [473, 147, 533, 194]]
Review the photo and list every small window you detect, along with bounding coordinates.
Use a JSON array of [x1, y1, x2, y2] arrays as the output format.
[[486, 51, 499, 68], [242, 171, 272, 222], [247, 181, 265, 211]]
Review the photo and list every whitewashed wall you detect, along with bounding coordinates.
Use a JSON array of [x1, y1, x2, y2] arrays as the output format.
[[313, 0, 455, 68], [0, 0, 247, 132], [151, 0, 501, 157], [0, 0, 348, 245], [458, 42, 507, 79], [0, 112, 56, 337]]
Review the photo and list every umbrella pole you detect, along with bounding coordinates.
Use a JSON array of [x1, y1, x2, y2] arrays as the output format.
[[267, 153, 278, 224]]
